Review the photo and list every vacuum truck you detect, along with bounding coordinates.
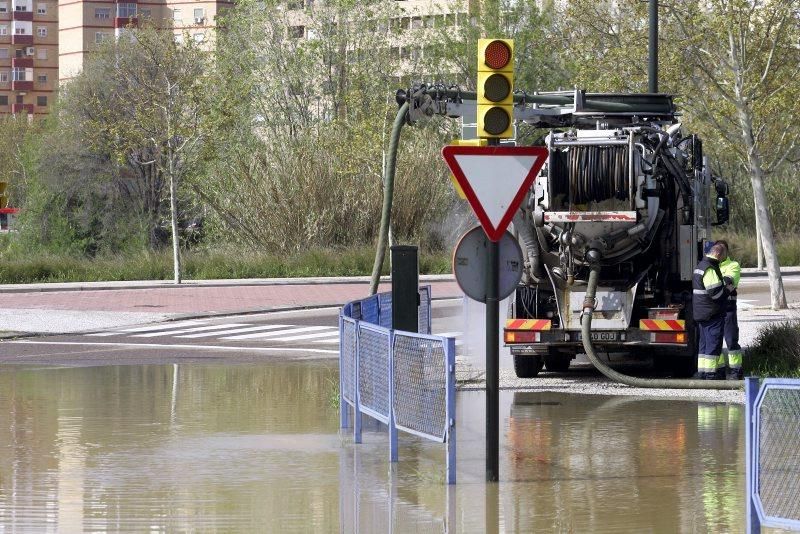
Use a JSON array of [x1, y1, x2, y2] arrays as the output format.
[[500, 92, 729, 378]]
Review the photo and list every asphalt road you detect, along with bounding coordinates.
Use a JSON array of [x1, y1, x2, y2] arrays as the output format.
[[1, 275, 797, 368]]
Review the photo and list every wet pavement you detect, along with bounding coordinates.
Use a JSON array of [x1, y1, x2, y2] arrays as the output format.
[[0, 360, 750, 532]]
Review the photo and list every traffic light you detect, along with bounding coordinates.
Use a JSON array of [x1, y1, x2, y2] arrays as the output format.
[[0, 182, 7, 209], [477, 38, 514, 139]]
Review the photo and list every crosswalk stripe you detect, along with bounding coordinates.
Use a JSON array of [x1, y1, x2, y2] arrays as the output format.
[[176, 324, 293, 339], [131, 323, 251, 338], [436, 331, 462, 338], [312, 337, 341, 344], [271, 331, 341, 342], [86, 320, 208, 336], [221, 326, 335, 341], [119, 320, 208, 333]]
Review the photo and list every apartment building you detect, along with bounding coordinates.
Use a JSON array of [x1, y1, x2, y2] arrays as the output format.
[[0, 0, 58, 115], [58, 0, 232, 82]]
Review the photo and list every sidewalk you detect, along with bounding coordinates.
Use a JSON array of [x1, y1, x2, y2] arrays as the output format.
[[0, 276, 463, 335]]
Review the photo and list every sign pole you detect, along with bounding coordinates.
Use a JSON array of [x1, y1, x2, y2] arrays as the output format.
[[485, 137, 500, 483], [486, 237, 499, 482]]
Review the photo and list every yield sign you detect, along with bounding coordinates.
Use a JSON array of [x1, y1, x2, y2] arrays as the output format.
[[441, 145, 549, 241]]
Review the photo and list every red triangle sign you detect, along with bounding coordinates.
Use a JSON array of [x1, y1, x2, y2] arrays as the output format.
[[442, 145, 549, 241]]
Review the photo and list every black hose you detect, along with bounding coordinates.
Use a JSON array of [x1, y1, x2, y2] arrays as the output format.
[[581, 264, 743, 390], [369, 102, 409, 295]]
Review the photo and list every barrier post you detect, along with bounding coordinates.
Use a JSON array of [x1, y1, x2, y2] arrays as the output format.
[[339, 314, 350, 429], [745, 377, 761, 534], [389, 330, 399, 462], [391, 245, 419, 333], [354, 320, 362, 444], [446, 335, 457, 485]]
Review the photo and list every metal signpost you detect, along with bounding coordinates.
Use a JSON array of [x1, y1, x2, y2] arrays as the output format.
[[442, 144, 548, 481]]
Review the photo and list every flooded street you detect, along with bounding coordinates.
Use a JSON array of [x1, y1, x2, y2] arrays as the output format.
[[0, 362, 746, 532]]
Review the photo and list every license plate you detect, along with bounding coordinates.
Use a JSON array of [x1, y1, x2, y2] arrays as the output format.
[[575, 331, 619, 342]]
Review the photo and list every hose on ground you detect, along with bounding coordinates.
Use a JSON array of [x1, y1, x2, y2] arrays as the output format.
[[370, 102, 409, 295], [581, 264, 743, 390]]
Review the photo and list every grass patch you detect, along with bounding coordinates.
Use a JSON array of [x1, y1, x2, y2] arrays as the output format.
[[715, 231, 800, 268], [0, 246, 453, 284], [744, 320, 800, 378]]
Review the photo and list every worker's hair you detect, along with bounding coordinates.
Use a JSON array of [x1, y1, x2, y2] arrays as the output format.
[[714, 239, 729, 250], [707, 242, 728, 260]]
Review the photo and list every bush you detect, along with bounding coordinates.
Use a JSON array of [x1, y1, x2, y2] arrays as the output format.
[[744, 320, 800, 378]]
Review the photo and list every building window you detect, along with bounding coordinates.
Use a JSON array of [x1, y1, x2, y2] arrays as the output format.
[[95, 32, 109, 44], [172, 9, 181, 22], [36, 47, 45, 59], [139, 8, 150, 18], [0, 49, 6, 59], [193, 32, 204, 42], [15, 27, 26, 35], [37, 74, 45, 83], [0, 95, 7, 105], [117, 3, 136, 18], [0, 3, 6, 13], [0, 72, 7, 83], [37, 27, 46, 37], [12, 67, 26, 81], [15, 3, 26, 11], [95, 7, 110, 19], [15, 94, 22, 103], [193, 7, 204, 23], [36, 3, 45, 14], [37, 95, 46, 106], [0, 26, 7, 36]]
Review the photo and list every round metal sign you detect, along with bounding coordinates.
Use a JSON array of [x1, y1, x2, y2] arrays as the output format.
[[453, 226, 523, 303]]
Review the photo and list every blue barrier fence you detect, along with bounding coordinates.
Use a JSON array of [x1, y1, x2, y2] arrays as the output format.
[[339, 286, 456, 484], [746, 377, 800, 532]]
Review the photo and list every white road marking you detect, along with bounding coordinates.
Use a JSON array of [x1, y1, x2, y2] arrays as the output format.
[[131, 323, 251, 338], [436, 331, 462, 338], [8, 340, 338, 355], [271, 329, 339, 342], [176, 324, 293, 338], [221, 326, 327, 341], [86, 319, 208, 336], [312, 337, 341, 344]]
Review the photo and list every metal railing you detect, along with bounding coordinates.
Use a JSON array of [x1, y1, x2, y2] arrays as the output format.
[[746, 377, 800, 532], [339, 286, 456, 484]]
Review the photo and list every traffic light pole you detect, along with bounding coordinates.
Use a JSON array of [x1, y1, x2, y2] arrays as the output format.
[[485, 138, 500, 482]]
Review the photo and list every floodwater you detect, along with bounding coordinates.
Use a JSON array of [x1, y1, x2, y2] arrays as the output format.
[[0, 362, 748, 532]]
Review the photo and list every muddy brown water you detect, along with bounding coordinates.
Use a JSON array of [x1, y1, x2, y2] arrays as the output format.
[[0, 362, 747, 532]]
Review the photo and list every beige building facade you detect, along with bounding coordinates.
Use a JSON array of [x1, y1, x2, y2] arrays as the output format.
[[0, 0, 59, 115]]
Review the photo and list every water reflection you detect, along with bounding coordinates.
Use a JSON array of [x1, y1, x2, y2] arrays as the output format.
[[0, 364, 745, 532]]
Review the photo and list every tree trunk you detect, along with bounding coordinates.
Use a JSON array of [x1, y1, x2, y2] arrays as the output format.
[[168, 152, 182, 284], [729, 30, 786, 309], [755, 203, 764, 270]]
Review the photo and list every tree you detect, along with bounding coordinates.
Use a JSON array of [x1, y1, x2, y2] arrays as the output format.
[[65, 24, 211, 283], [663, 0, 798, 309]]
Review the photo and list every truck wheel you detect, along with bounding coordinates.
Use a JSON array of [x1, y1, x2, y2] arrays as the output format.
[[514, 355, 544, 378], [544, 354, 571, 373]]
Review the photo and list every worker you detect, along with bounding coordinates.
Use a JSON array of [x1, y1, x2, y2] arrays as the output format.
[[715, 240, 742, 380], [693, 242, 732, 379]]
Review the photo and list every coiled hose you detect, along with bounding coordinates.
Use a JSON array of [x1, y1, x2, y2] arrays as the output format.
[[581, 264, 743, 389]]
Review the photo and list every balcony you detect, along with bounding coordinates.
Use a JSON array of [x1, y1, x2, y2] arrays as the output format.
[[12, 10, 32, 21], [11, 103, 33, 114], [114, 16, 138, 28], [11, 79, 32, 90], [11, 34, 33, 45], [11, 57, 33, 68]]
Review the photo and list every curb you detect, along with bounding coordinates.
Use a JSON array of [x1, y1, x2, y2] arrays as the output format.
[[0, 274, 457, 294]]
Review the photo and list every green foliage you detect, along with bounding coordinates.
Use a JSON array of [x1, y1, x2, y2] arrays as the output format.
[[0, 247, 452, 283], [744, 320, 800, 378], [715, 232, 800, 268]]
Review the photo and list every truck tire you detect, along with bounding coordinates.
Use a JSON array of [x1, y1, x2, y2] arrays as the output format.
[[514, 355, 544, 378], [544, 354, 571, 373]]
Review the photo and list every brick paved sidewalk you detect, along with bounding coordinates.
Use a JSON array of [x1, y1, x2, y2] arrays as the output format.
[[0, 280, 463, 315]]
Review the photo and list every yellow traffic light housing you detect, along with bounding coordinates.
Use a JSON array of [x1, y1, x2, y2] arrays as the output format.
[[477, 38, 514, 139]]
